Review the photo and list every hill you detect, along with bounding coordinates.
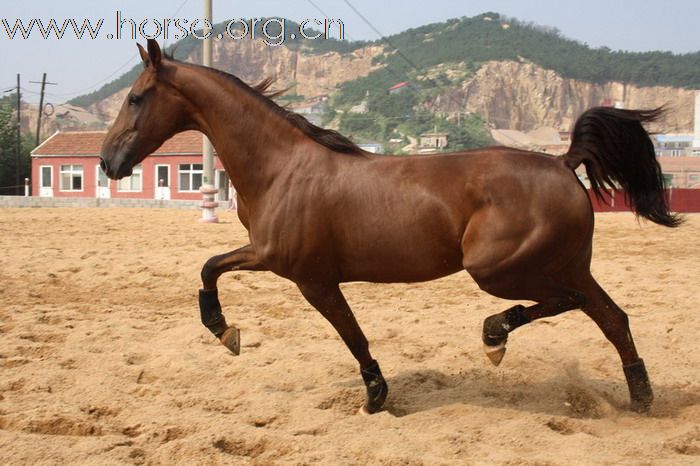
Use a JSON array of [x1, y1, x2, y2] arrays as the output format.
[[64, 13, 700, 153]]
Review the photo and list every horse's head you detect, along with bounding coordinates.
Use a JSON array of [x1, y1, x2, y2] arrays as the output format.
[[101, 39, 191, 179]]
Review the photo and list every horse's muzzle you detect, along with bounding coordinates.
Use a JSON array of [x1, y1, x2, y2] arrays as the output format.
[[100, 154, 132, 180], [99, 157, 108, 175]]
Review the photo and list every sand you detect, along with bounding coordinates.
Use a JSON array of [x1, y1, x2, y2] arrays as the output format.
[[0, 207, 698, 465]]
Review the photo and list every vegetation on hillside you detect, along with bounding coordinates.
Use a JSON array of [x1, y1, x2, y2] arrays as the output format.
[[67, 12, 699, 153], [71, 12, 700, 110], [379, 13, 700, 88]]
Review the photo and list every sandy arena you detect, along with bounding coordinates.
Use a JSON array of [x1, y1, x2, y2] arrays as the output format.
[[0, 207, 698, 465]]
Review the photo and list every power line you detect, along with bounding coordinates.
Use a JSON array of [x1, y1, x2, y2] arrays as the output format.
[[305, 0, 428, 105], [29, 73, 58, 146], [307, 0, 469, 127], [164, 0, 192, 50], [51, 0, 192, 100], [341, 0, 466, 112], [48, 55, 140, 98]]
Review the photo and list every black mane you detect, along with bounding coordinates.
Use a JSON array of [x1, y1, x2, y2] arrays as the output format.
[[177, 60, 365, 156]]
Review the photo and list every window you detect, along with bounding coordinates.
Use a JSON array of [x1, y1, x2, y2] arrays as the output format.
[[117, 164, 142, 192], [179, 163, 203, 192], [60, 164, 83, 191]]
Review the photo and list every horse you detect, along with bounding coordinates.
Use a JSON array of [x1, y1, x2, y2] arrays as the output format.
[[101, 40, 681, 415]]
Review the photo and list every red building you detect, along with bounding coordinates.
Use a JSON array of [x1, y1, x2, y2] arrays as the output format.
[[31, 130, 232, 202]]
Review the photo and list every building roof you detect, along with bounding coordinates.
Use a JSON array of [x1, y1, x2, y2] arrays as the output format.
[[32, 130, 206, 156], [388, 82, 409, 91]]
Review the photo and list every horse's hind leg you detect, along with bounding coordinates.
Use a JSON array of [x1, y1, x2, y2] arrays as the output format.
[[199, 244, 267, 354], [482, 291, 586, 365], [579, 276, 653, 412], [297, 282, 388, 414]]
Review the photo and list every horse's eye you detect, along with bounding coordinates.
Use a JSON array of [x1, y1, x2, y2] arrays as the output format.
[[128, 94, 142, 106]]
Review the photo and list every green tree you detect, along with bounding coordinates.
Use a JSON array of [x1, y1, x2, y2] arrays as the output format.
[[0, 95, 32, 195]]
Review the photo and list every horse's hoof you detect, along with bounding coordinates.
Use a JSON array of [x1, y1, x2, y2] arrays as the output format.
[[358, 405, 371, 416], [219, 326, 240, 355], [630, 397, 653, 414], [484, 342, 506, 366], [361, 360, 388, 414], [623, 359, 653, 414]]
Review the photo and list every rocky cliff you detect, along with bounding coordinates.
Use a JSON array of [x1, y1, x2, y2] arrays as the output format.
[[88, 41, 384, 124], [84, 50, 695, 133], [428, 60, 695, 132]]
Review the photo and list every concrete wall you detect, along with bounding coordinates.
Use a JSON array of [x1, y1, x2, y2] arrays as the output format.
[[0, 196, 228, 210]]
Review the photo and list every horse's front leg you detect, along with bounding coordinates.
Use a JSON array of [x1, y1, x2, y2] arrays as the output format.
[[199, 244, 267, 354], [297, 282, 388, 414]]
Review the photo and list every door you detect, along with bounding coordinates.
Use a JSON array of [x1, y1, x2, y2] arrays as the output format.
[[39, 165, 53, 197], [95, 165, 110, 198], [155, 164, 171, 200]]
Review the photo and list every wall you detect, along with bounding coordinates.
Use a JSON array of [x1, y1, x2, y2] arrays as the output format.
[[0, 195, 221, 209], [31, 155, 226, 200], [588, 189, 700, 213]]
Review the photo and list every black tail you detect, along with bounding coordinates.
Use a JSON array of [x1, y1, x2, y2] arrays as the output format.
[[563, 106, 682, 228]]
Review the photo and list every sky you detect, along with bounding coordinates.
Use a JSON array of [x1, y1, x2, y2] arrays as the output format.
[[2, 0, 699, 104]]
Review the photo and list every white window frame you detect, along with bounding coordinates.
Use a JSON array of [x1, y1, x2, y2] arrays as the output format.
[[116, 164, 143, 192], [178, 163, 203, 192], [59, 164, 83, 192]]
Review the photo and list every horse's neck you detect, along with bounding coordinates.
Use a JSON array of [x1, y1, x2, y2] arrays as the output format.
[[176, 65, 303, 200]]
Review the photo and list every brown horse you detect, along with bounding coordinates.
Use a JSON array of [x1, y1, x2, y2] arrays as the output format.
[[101, 40, 680, 414]]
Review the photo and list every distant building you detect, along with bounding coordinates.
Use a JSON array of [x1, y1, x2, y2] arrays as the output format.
[[388, 82, 409, 95], [357, 142, 383, 154], [419, 132, 448, 153], [654, 134, 697, 157], [31, 130, 233, 202], [289, 96, 327, 126], [655, 156, 700, 188]]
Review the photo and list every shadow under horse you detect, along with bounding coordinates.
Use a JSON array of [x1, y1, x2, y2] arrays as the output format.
[[100, 40, 681, 415]]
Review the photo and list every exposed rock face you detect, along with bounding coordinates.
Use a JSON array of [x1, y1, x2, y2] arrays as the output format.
[[88, 88, 129, 126], [89, 41, 384, 124], [85, 53, 695, 132], [429, 61, 696, 132]]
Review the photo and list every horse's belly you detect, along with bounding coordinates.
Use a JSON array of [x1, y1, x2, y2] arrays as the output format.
[[338, 239, 464, 283]]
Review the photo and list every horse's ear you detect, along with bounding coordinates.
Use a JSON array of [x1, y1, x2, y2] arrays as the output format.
[[136, 43, 149, 67], [147, 39, 162, 69]]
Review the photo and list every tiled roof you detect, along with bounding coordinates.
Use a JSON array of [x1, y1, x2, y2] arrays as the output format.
[[388, 82, 408, 91], [32, 130, 205, 156]]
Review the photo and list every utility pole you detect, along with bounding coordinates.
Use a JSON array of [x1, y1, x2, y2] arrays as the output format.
[[29, 73, 57, 146], [199, 0, 219, 223], [15, 73, 21, 196]]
